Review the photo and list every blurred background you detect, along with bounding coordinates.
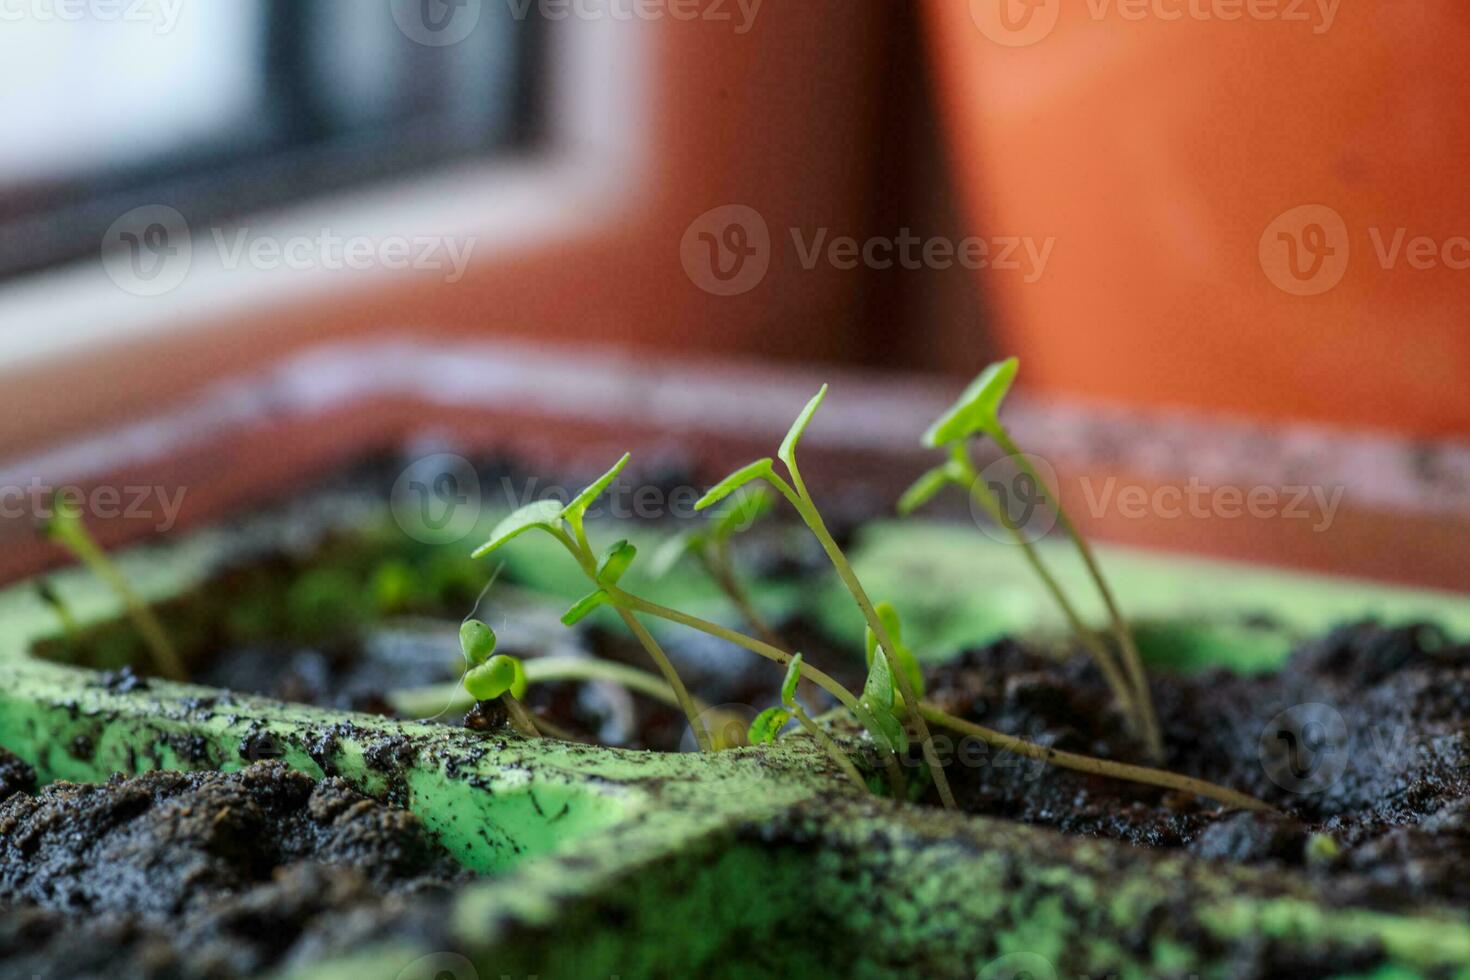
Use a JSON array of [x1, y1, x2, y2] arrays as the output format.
[[0, 1, 1467, 588]]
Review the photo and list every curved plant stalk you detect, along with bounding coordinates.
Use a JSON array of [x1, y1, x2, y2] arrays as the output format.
[[42, 504, 186, 681], [558, 530, 714, 753], [750, 655, 869, 792], [764, 390, 957, 810], [611, 588, 907, 796], [912, 359, 1163, 762], [613, 586, 1272, 813], [697, 537, 786, 651], [389, 655, 712, 720], [953, 448, 1140, 740], [987, 425, 1163, 762], [789, 707, 868, 790], [917, 705, 1273, 813], [468, 456, 715, 753]]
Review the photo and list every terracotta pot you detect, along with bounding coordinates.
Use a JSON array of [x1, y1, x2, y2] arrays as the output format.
[[923, 1, 1470, 435]]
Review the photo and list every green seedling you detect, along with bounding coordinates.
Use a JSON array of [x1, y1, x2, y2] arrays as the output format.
[[390, 653, 713, 734], [748, 654, 866, 791], [597, 559, 1272, 811], [906, 359, 1163, 762], [460, 618, 538, 738], [473, 455, 715, 752], [692, 386, 958, 808], [651, 487, 785, 649], [456, 396, 1273, 811], [35, 579, 82, 646], [40, 498, 186, 681]]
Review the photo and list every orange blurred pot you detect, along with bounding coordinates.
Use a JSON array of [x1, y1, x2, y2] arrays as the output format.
[[924, 1, 1470, 435]]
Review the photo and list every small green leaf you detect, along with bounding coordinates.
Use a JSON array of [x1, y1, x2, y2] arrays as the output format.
[[596, 539, 638, 587], [710, 486, 774, 541], [780, 654, 803, 708], [464, 654, 523, 701], [695, 459, 775, 512], [778, 385, 828, 471], [922, 358, 1019, 448], [561, 589, 612, 626], [852, 699, 908, 754], [471, 500, 565, 559], [897, 464, 958, 516], [648, 531, 702, 578], [748, 707, 793, 745], [459, 619, 498, 666], [562, 453, 632, 526], [864, 602, 924, 700], [862, 642, 895, 713]]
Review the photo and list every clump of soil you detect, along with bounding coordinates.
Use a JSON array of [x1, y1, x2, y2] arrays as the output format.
[[0, 757, 471, 979], [926, 621, 1470, 906]]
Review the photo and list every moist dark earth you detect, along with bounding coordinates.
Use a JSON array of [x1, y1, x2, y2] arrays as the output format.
[[4, 622, 1470, 978], [925, 620, 1470, 908], [0, 760, 468, 980]]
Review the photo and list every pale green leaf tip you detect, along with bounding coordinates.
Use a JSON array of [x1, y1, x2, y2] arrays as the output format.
[[471, 499, 565, 558], [561, 589, 610, 626], [779, 384, 829, 466], [694, 458, 773, 512], [563, 452, 633, 522], [922, 357, 1020, 449], [781, 653, 803, 707]]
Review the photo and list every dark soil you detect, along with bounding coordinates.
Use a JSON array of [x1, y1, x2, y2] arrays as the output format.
[[0, 758, 470, 979], [925, 620, 1470, 907]]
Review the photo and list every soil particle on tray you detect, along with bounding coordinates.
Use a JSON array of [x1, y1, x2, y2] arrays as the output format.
[[925, 621, 1470, 906], [0, 749, 36, 803], [0, 761, 472, 979]]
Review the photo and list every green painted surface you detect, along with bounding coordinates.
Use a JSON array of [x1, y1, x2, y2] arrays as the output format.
[[3, 510, 1470, 978]]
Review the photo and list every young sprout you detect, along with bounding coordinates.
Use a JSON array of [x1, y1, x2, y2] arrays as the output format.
[[41, 497, 186, 682], [472, 455, 715, 752], [601, 568, 1273, 811], [650, 487, 786, 649], [748, 654, 867, 791], [460, 619, 539, 738], [688, 386, 958, 809], [35, 579, 82, 646], [905, 359, 1163, 762]]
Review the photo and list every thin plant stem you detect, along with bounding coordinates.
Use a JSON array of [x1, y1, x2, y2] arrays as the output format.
[[555, 529, 714, 753], [791, 705, 868, 791], [389, 655, 711, 720], [701, 538, 786, 651], [989, 425, 1162, 761], [611, 589, 907, 796], [50, 524, 186, 682], [771, 468, 957, 810], [501, 695, 541, 738], [619, 589, 1271, 813], [958, 453, 1140, 740], [918, 704, 1273, 812]]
